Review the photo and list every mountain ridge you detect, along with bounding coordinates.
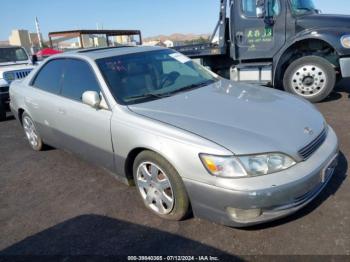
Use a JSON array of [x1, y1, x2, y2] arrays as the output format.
[[144, 33, 210, 42]]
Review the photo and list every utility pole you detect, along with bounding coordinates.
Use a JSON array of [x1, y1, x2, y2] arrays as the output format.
[[35, 17, 43, 49]]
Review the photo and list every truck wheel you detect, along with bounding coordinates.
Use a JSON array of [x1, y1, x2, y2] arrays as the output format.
[[133, 150, 190, 221], [283, 56, 336, 103], [0, 103, 5, 122], [22, 112, 43, 151]]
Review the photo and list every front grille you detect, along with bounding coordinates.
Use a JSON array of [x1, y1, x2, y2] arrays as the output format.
[[298, 128, 327, 160], [0, 86, 9, 93], [3, 69, 32, 84], [15, 70, 31, 79]]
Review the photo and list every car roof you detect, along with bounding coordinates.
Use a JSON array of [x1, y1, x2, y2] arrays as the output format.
[[63, 46, 168, 60]]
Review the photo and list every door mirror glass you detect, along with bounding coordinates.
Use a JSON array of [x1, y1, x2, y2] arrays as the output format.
[[256, 0, 265, 18], [82, 91, 101, 108]]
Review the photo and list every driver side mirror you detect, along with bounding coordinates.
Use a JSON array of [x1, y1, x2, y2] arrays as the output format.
[[82, 91, 101, 109], [256, 0, 265, 18]]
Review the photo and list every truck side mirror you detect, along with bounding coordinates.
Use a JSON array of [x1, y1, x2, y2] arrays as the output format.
[[256, 6, 265, 18], [256, 0, 265, 18]]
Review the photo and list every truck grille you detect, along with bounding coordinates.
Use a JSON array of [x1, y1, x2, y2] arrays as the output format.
[[298, 128, 327, 160], [3, 69, 32, 84]]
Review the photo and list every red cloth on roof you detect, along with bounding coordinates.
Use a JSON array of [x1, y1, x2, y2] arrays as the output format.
[[36, 48, 62, 56]]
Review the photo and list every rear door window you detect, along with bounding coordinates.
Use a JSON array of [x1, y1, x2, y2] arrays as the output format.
[[60, 59, 101, 101], [32, 59, 64, 94]]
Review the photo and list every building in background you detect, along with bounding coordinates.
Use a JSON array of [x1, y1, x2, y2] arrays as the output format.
[[29, 33, 43, 47], [9, 30, 31, 52], [0, 40, 10, 46], [94, 36, 108, 47], [9, 29, 43, 54], [143, 40, 168, 47]]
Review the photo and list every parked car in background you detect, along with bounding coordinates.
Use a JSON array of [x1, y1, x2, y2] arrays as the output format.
[[10, 46, 339, 227], [0, 46, 34, 121]]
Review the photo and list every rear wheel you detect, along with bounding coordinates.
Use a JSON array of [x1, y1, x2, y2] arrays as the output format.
[[133, 151, 190, 221], [22, 112, 43, 151], [283, 56, 336, 103]]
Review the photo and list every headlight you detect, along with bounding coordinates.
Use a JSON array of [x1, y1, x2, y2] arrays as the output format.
[[200, 153, 296, 178], [341, 35, 350, 48], [239, 153, 296, 176], [199, 154, 248, 178], [0, 78, 8, 87]]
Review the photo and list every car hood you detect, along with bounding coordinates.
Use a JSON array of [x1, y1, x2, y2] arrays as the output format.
[[129, 80, 325, 159], [297, 14, 350, 30], [0, 63, 34, 78]]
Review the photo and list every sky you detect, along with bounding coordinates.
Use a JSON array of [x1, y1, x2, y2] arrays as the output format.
[[1, 0, 350, 41]]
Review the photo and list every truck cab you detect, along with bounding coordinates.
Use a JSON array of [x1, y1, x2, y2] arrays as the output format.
[[176, 0, 350, 102], [0, 46, 34, 121]]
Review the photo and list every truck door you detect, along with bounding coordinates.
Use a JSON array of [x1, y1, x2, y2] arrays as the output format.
[[232, 0, 286, 60]]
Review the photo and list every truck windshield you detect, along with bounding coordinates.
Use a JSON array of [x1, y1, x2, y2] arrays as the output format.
[[97, 49, 218, 105], [290, 0, 317, 15], [0, 47, 29, 63]]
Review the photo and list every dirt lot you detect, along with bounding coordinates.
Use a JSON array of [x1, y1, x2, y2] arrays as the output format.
[[0, 81, 349, 260]]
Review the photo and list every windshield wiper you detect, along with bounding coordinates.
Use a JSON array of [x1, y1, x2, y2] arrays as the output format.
[[125, 79, 216, 102], [166, 79, 216, 96], [125, 92, 171, 101]]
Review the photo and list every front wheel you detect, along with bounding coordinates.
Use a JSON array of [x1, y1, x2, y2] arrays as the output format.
[[133, 151, 190, 221], [283, 56, 336, 103]]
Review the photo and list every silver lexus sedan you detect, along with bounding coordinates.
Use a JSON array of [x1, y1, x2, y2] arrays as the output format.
[[10, 46, 339, 227]]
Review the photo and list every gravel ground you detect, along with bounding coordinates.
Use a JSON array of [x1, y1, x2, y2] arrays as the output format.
[[0, 81, 349, 260]]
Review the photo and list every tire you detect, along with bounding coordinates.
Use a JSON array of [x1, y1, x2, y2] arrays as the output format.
[[0, 102, 5, 122], [133, 150, 190, 221], [283, 56, 336, 103], [22, 112, 43, 151]]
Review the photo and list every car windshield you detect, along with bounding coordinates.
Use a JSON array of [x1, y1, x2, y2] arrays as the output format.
[[96, 49, 218, 105], [0, 47, 28, 63], [290, 0, 317, 15]]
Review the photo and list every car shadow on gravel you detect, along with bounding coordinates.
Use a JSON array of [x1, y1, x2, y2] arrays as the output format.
[[244, 151, 348, 230], [0, 215, 240, 261]]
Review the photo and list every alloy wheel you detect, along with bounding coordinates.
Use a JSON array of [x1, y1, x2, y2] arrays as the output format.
[[136, 162, 175, 215], [23, 116, 39, 148]]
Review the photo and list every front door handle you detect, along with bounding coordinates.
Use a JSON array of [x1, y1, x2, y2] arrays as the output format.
[[58, 108, 66, 115], [25, 98, 39, 108], [236, 32, 244, 43]]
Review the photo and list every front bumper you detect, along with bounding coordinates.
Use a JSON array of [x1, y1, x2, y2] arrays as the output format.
[[0, 86, 9, 107], [340, 57, 350, 78], [183, 126, 339, 227]]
